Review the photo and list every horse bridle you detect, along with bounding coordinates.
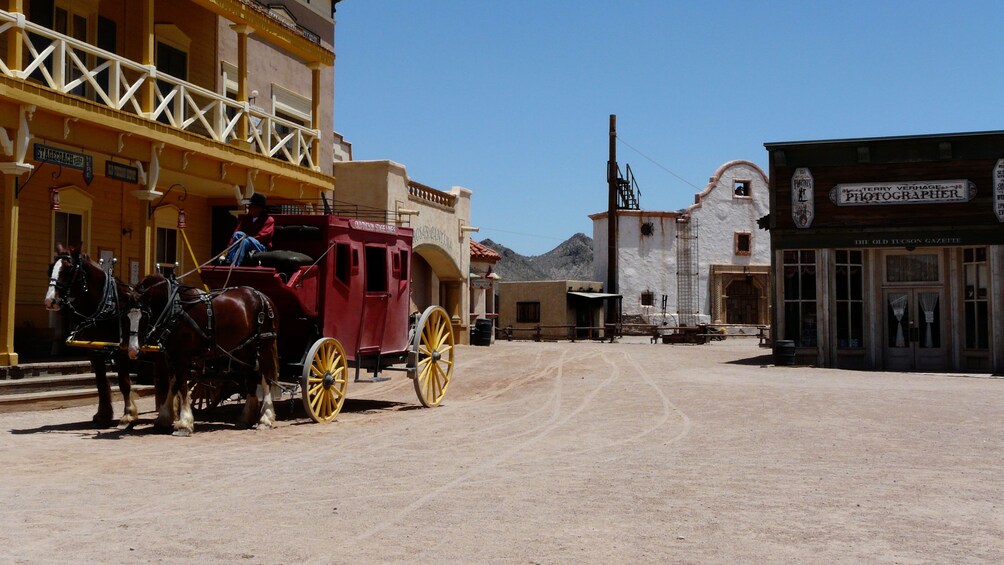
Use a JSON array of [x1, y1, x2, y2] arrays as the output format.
[[48, 254, 87, 309], [51, 254, 126, 342]]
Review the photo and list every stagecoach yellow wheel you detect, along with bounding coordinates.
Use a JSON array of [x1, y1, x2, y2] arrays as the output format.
[[412, 305, 454, 407], [189, 380, 224, 415], [301, 337, 349, 423]]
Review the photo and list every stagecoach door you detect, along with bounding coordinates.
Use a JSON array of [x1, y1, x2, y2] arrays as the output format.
[[358, 246, 390, 355]]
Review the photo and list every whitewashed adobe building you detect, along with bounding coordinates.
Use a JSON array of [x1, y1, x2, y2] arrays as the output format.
[[590, 160, 771, 326]]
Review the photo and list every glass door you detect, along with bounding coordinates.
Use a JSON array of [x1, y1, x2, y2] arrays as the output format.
[[884, 288, 946, 371]]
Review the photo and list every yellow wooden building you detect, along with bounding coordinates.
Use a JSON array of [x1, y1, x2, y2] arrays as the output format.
[[0, 0, 337, 365]]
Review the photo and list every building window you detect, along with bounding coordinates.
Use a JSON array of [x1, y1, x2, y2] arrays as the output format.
[[516, 301, 540, 323], [734, 232, 751, 256], [54, 211, 83, 251], [886, 254, 939, 283], [640, 222, 654, 236], [835, 249, 863, 349], [733, 180, 751, 197], [640, 290, 655, 306], [782, 250, 817, 347], [54, 5, 89, 98], [963, 247, 989, 350], [156, 227, 178, 276]]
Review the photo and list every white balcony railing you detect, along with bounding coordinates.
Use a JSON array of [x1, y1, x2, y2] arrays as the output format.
[[0, 10, 318, 170]]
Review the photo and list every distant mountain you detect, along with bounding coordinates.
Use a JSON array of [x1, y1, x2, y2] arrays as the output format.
[[480, 233, 594, 282]]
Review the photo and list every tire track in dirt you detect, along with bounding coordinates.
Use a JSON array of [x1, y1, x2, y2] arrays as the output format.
[[341, 346, 627, 545]]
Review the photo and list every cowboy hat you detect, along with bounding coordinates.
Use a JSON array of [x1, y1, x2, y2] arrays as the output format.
[[248, 192, 267, 207]]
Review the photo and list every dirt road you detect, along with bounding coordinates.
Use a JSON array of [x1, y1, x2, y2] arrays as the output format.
[[1, 339, 1002, 563]]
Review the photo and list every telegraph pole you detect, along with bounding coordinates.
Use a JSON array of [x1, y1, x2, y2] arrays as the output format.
[[606, 115, 619, 323]]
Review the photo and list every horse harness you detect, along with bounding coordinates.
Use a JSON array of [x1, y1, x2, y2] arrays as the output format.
[[51, 254, 126, 344], [143, 278, 276, 369]]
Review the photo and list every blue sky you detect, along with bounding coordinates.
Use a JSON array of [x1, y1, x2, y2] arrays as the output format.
[[334, 0, 1003, 255]]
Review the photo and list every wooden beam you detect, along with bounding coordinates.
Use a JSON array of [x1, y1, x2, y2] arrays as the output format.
[[189, 0, 333, 66]]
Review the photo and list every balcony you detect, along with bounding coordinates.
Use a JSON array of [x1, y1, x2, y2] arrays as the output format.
[[0, 10, 319, 170], [408, 180, 457, 211]]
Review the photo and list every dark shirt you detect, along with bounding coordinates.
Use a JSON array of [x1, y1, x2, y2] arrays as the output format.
[[234, 213, 275, 249]]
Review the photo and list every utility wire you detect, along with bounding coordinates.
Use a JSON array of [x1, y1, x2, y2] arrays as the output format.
[[476, 227, 567, 241], [616, 135, 703, 191]]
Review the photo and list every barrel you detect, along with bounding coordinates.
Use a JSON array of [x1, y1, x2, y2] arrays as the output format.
[[470, 318, 493, 346], [773, 340, 796, 366]]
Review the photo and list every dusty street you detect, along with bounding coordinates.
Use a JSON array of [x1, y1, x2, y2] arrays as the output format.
[[1, 339, 1002, 564]]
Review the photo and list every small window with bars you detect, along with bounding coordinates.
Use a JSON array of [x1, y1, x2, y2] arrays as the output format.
[[640, 291, 655, 306], [734, 232, 752, 256], [516, 301, 540, 323]]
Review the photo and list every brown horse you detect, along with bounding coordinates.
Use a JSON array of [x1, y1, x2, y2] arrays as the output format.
[[128, 274, 279, 436], [43, 248, 164, 428]]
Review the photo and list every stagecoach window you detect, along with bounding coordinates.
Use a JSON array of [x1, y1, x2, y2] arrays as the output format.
[[365, 246, 387, 293], [335, 243, 351, 284], [393, 249, 405, 280]]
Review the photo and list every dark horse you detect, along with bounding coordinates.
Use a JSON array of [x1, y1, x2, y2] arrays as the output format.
[[43, 248, 164, 428], [128, 274, 280, 436]]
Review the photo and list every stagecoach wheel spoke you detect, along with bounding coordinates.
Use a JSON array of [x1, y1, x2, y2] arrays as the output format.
[[412, 305, 454, 408], [189, 380, 224, 415], [301, 338, 349, 424]]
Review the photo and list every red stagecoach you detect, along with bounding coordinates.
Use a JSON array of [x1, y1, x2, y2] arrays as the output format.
[[197, 212, 455, 423]]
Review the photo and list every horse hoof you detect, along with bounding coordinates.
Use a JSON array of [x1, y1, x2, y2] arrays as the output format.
[[92, 416, 114, 428], [172, 428, 192, 437], [116, 420, 134, 431]]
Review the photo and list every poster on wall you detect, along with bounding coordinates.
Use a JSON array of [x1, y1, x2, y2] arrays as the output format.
[[994, 159, 1004, 222], [791, 168, 814, 229]]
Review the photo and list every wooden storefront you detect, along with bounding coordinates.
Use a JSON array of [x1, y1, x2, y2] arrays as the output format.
[[764, 131, 1004, 373]]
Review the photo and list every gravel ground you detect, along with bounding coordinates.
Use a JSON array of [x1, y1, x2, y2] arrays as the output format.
[[1, 338, 1001, 564]]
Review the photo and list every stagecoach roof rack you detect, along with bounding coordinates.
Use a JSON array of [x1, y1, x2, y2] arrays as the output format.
[[269, 197, 408, 225]]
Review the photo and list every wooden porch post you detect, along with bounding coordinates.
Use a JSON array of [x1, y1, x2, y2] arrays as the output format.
[[6, 0, 23, 74], [140, 0, 155, 116], [0, 175, 21, 366], [231, 24, 252, 143], [309, 62, 322, 168]]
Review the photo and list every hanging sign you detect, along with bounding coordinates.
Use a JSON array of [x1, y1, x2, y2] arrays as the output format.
[[33, 143, 93, 185], [791, 168, 814, 229], [829, 180, 976, 206], [994, 160, 1004, 222], [106, 161, 139, 184]]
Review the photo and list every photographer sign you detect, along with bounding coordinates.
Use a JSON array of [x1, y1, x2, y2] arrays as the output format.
[[829, 179, 976, 206]]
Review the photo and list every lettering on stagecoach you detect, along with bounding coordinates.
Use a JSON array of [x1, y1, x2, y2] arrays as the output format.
[[350, 220, 398, 234], [33, 143, 93, 185], [829, 180, 976, 206]]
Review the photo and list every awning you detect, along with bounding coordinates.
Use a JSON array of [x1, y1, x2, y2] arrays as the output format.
[[567, 292, 622, 300]]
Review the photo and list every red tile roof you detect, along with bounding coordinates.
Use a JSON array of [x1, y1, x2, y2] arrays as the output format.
[[470, 240, 501, 262]]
